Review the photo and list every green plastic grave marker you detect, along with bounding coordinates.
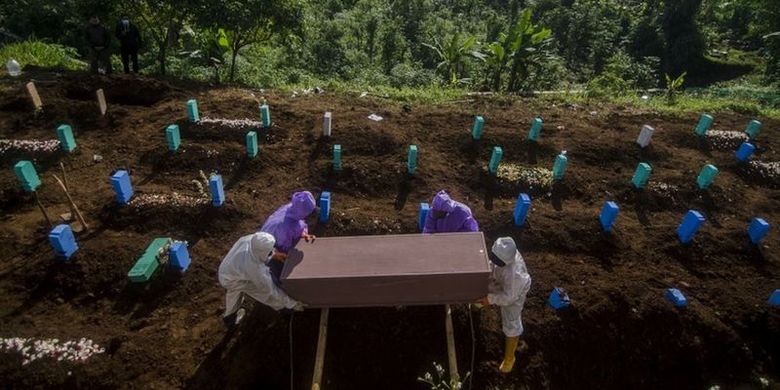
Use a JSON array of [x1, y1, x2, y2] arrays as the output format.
[[128, 237, 171, 283], [745, 120, 762, 139], [56, 124, 77, 152], [166, 124, 180, 152], [488, 146, 503, 174], [14, 160, 41, 192], [261, 104, 271, 128], [553, 153, 568, 181], [528, 117, 543, 141], [407, 145, 417, 174], [472, 116, 484, 140], [696, 164, 719, 190], [333, 144, 342, 171], [246, 131, 258, 158], [187, 99, 199, 122], [694, 114, 713, 136], [631, 162, 652, 189]]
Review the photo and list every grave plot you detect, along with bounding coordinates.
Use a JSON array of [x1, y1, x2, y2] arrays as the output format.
[[0, 71, 779, 390]]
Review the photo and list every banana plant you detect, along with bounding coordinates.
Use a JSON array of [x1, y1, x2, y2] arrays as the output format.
[[483, 9, 552, 92], [423, 32, 482, 85]]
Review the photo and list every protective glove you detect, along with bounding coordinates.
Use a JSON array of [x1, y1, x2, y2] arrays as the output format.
[[271, 251, 288, 262], [292, 301, 306, 312], [476, 297, 490, 307], [303, 234, 317, 243]]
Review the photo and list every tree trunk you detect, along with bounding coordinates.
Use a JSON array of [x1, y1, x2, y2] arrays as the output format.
[[158, 40, 167, 75], [229, 49, 239, 82]]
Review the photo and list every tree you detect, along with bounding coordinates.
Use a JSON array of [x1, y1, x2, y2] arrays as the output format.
[[126, 0, 190, 75], [662, 0, 705, 74], [422, 32, 481, 85], [195, 0, 304, 82]]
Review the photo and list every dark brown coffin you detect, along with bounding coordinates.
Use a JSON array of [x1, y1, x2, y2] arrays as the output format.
[[280, 232, 491, 307]]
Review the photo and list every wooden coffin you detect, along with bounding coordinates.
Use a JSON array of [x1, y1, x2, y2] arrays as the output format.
[[281, 232, 491, 307]]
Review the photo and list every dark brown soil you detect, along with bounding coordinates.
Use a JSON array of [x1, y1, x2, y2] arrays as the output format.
[[0, 71, 779, 389]]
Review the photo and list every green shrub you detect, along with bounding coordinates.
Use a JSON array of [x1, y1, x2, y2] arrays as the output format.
[[0, 40, 85, 71]]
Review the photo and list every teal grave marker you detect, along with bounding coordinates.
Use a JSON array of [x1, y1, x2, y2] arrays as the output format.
[[528, 117, 543, 141], [472, 116, 484, 140], [694, 113, 713, 136], [166, 124, 181, 152], [246, 131, 258, 158], [187, 99, 199, 122], [631, 162, 652, 189], [696, 164, 719, 190], [56, 124, 77, 152]]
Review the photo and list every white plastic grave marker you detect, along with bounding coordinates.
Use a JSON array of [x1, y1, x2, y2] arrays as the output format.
[[323, 112, 332, 137], [636, 125, 654, 147]]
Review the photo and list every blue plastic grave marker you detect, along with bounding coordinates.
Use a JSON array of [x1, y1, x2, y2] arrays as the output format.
[[488, 146, 503, 174], [696, 164, 719, 190], [769, 290, 780, 307], [631, 162, 652, 189], [110, 170, 134, 205], [260, 104, 271, 128], [745, 119, 762, 139], [513, 193, 531, 227], [187, 99, 199, 122], [209, 174, 225, 207], [694, 113, 713, 136], [56, 124, 77, 152], [13, 160, 41, 192], [319, 192, 331, 223], [735, 142, 755, 162], [166, 124, 181, 152], [333, 144, 342, 171], [548, 288, 571, 310], [666, 288, 688, 307], [48, 224, 78, 260], [418, 203, 430, 231], [677, 210, 705, 243], [748, 218, 770, 244], [472, 116, 484, 140], [246, 131, 259, 158], [599, 201, 619, 232], [408, 145, 418, 174], [169, 241, 191, 272], [528, 117, 543, 141], [553, 152, 568, 181]]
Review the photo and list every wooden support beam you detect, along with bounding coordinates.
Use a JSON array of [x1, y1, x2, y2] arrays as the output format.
[[311, 308, 330, 390], [445, 304, 460, 384], [52, 174, 88, 231]]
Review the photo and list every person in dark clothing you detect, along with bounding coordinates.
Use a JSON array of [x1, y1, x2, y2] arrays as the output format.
[[115, 16, 142, 73], [85, 16, 112, 74]]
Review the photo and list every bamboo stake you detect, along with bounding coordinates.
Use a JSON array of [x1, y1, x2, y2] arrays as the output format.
[[311, 308, 330, 390], [445, 304, 460, 384], [33, 191, 53, 227], [51, 174, 88, 231], [59, 162, 69, 191]]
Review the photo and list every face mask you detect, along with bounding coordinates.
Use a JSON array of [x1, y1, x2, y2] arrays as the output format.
[[489, 253, 506, 267]]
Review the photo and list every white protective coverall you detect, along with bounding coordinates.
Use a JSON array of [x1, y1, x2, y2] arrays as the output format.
[[218, 232, 300, 315], [487, 237, 532, 337]]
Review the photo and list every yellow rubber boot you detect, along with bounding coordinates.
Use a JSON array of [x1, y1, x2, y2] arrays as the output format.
[[499, 336, 520, 373]]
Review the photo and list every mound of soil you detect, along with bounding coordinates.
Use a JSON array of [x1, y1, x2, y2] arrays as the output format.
[[0, 71, 778, 389]]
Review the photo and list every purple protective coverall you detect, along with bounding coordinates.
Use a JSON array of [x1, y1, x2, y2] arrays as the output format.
[[260, 191, 317, 253], [422, 190, 480, 234]]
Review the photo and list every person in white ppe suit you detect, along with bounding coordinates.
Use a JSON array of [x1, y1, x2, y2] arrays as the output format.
[[218, 232, 303, 330], [479, 236, 532, 373]]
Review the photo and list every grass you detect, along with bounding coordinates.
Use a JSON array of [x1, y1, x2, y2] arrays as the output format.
[[0, 40, 85, 72]]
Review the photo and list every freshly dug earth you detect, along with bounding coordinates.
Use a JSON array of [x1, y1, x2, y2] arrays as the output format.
[[0, 71, 778, 389]]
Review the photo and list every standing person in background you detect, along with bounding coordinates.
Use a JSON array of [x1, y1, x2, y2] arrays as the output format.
[[84, 16, 112, 74], [115, 16, 142, 74]]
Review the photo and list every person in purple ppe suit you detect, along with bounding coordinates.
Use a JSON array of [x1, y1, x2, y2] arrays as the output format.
[[260, 191, 318, 285], [423, 190, 479, 234]]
